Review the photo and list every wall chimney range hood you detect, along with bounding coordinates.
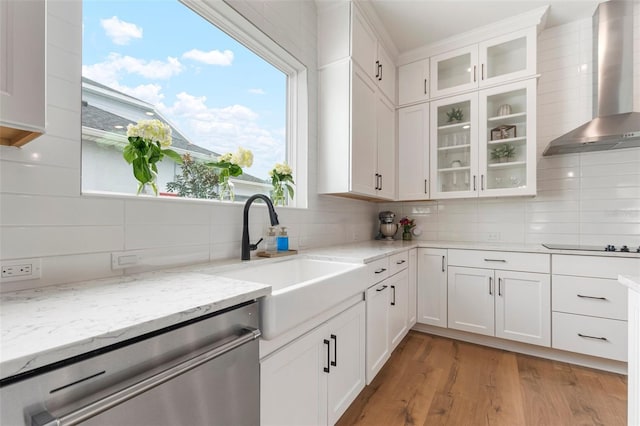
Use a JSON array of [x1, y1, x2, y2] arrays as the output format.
[[542, 1, 640, 156]]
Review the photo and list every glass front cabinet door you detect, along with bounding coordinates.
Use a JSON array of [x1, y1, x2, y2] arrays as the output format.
[[429, 93, 478, 199], [479, 28, 536, 88], [479, 79, 536, 197]]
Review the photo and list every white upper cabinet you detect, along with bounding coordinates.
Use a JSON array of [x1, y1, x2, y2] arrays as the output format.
[[0, 0, 46, 147], [430, 78, 536, 199], [398, 59, 429, 106], [398, 103, 429, 200], [430, 28, 536, 99]]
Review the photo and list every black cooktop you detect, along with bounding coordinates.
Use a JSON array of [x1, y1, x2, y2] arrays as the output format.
[[542, 243, 640, 253]]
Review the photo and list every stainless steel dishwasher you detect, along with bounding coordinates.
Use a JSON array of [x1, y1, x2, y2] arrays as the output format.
[[0, 301, 260, 426]]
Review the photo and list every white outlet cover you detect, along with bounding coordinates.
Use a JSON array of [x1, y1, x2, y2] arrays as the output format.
[[0, 258, 41, 283]]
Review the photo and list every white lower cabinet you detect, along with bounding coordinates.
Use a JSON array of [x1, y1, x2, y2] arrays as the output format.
[[447, 250, 551, 347], [261, 301, 366, 426], [365, 253, 410, 384], [407, 248, 417, 327], [417, 248, 448, 327]]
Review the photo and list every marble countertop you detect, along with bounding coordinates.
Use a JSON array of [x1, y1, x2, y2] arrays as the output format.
[[0, 268, 270, 381], [2, 239, 637, 382], [618, 275, 640, 293]]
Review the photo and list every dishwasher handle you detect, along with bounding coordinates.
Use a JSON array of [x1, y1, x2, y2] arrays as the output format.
[[31, 327, 261, 426]]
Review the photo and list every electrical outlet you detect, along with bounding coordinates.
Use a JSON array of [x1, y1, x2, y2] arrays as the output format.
[[111, 252, 142, 270], [0, 258, 41, 282]]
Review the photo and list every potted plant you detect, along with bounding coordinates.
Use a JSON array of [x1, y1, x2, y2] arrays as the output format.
[[399, 216, 416, 241], [208, 147, 253, 201], [446, 107, 464, 123], [490, 143, 516, 163], [268, 162, 295, 206]]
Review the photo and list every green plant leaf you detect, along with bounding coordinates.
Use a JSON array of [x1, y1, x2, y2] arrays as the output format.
[[228, 164, 243, 177], [286, 184, 294, 199], [148, 144, 162, 164], [162, 149, 183, 163], [123, 144, 136, 164], [132, 157, 152, 184]]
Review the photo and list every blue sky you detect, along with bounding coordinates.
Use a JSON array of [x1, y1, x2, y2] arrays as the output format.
[[82, 0, 286, 180]]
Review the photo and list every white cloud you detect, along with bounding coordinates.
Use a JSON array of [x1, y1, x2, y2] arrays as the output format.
[[101, 16, 142, 45], [159, 92, 284, 179], [82, 53, 183, 83], [182, 49, 234, 66], [248, 88, 266, 95]]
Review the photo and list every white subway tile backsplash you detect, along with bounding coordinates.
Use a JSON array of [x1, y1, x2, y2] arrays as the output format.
[[0, 161, 80, 196]]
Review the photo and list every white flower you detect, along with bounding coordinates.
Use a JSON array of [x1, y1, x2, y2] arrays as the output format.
[[127, 119, 172, 148], [231, 147, 253, 168], [274, 162, 292, 176]]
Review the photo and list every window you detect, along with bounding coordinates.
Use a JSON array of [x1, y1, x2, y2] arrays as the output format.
[[81, 0, 306, 206]]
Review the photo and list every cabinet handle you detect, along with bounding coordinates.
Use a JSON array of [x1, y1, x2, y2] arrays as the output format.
[[473, 175, 477, 191], [489, 276, 493, 295], [473, 65, 477, 82], [374, 173, 380, 190], [379, 174, 383, 191], [330, 334, 337, 367], [323, 339, 331, 373], [396, 259, 406, 265], [424, 78, 427, 94], [375, 60, 380, 78], [441, 256, 445, 272], [498, 278, 502, 296], [578, 333, 608, 341], [374, 268, 387, 274], [481, 63, 485, 80], [424, 179, 428, 194], [484, 259, 506, 262], [577, 294, 608, 301], [379, 63, 383, 81], [376, 284, 388, 292], [391, 285, 396, 306], [481, 174, 485, 191]]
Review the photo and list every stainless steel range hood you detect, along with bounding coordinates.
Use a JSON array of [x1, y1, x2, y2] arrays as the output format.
[[542, 1, 640, 156]]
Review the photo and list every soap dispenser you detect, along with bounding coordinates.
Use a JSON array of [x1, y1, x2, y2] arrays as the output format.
[[277, 226, 289, 252], [266, 227, 277, 253]]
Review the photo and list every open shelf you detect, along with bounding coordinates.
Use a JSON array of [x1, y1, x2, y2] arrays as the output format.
[[487, 160, 526, 169], [487, 136, 526, 145], [437, 121, 471, 131], [438, 143, 471, 151], [438, 165, 471, 173], [487, 111, 526, 122]]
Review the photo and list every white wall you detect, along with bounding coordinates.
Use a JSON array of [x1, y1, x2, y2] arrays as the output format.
[[0, 0, 377, 292], [386, 9, 640, 247]]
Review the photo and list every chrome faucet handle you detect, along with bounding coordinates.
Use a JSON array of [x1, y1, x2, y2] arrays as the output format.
[[249, 238, 263, 251]]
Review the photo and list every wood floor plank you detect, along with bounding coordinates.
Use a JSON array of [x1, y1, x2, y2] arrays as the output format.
[[336, 331, 627, 426]]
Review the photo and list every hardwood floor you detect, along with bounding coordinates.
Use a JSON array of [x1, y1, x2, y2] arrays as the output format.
[[337, 331, 627, 426]]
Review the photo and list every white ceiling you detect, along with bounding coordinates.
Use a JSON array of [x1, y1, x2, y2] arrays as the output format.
[[367, 0, 602, 54]]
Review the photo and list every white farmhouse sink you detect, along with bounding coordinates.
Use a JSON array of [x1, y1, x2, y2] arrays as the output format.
[[214, 257, 366, 339]]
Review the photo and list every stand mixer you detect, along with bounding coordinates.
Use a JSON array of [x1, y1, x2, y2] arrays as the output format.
[[378, 211, 398, 240]]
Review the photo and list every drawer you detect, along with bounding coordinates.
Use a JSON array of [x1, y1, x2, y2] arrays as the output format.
[[552, 312, 627, 362], [388, 251, 409, 275], [553, 255, 640, 279], [552, 275, 627, 320], [366, 257, 389, 284], [448, 249, 550, 273]]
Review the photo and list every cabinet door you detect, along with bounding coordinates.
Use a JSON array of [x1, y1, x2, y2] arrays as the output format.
[[495, 270, 550, 347], [376, 44, 396, 103], [430, 93, 479, 199], [407, 248, 418, 327], [479, 79, 536, 197], [351, 4, 377, 82], [448, 266, 494, 336], [430, 45, 478, 98], [389, 269, 409, 350], [417, 248, 448, 328], [326, 301, 366, 425], [351, 65, 378, 197], [398, 104, 429, 200], [399, 59, 429, 105], [261, 325, 328, 426], [376, 93, 396, 200], [366, 281, 390, 384], [479, 28, 536, 87]]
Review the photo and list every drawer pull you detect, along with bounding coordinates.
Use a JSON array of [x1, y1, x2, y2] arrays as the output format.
[[578, 333, 608, 341], [489, 276, 493, 295], [441, 256, 445, 272], [376, 285, 388, 292], [374, 268, 387, 274], [577, 294, 607, 301], [396, 260, 406, 265], [484, 259, 506, 262]]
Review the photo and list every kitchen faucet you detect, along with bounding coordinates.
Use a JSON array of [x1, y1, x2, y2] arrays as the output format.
[[242, 194, 280, 260]]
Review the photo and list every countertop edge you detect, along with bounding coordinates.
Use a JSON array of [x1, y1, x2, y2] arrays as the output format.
[[618, 275, 640, 293]]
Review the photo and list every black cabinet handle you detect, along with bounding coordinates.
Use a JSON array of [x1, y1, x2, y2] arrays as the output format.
[[375, 60, 380, 78], [391, 285, 396, 306], [424, 179, 428, 194], [379, 174, 383, 191], [498, 278, 502, 296], [424, 79, 427, 95], [441, 256, 445, 272], [578, 333, 608, 341], [323, 339, 330, 373], [376, 284, 388, 292], [473, 175, 477, 191], [481, 63, 485, 80], [577, 294, 607, 300], [396, 260, 406, 265], [484, 259, 506, 262], [489, 276, 493, 295], [481, 174, 485, 191], [473, 65, 477, 82], [378, 63, 383, 81], [330, 334, 337, 367], [374, 173, 379, 190], [374, 268, 387, 274]]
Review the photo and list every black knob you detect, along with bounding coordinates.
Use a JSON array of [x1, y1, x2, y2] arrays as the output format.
[[621, 245, 629, 252], [605, 245, 616, 252]]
